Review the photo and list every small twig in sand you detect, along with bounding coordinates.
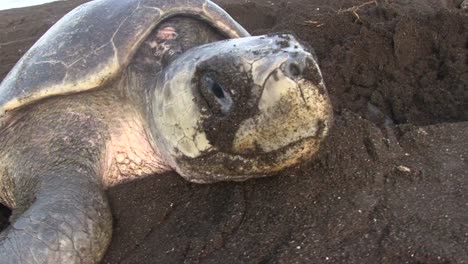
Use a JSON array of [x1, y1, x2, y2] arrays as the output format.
[[301, 20, 325, 27], [337, 1, 378, 23]]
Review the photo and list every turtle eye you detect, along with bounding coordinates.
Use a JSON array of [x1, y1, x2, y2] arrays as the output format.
[[200, 73, 233, 115], [210, 81, 225, 99]]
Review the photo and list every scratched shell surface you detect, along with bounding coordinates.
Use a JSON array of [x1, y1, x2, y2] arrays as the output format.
[[0, 0, 249, 117]]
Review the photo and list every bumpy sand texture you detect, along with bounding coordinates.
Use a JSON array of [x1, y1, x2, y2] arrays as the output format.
[[0, 0, 467, 263]]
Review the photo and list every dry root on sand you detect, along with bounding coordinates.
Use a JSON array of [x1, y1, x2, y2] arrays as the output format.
[[337, 0, 378, 23]]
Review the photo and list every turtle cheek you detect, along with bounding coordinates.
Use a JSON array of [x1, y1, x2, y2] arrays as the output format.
[[149, 67, 217, 165]]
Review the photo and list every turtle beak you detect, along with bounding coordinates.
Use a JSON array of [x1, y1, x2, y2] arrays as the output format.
[[232, 35, 332, 155]]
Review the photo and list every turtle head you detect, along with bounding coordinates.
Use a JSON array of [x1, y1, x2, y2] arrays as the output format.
[[150, 34, 333, 183]]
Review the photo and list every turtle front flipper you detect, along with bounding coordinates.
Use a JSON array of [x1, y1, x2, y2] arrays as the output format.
[[0, 172, 112, 264]]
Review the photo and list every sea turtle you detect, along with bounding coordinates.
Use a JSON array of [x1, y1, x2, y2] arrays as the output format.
[[0, 0, 333, 263]]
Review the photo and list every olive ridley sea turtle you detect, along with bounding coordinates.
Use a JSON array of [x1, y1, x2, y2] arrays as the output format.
[[0, 0, 333, 263]]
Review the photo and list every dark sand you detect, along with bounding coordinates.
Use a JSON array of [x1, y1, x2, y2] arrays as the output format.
[[0, 0, 467, 263]]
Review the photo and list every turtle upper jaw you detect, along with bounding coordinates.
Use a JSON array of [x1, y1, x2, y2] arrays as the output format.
[[232, 48, 331, 155]]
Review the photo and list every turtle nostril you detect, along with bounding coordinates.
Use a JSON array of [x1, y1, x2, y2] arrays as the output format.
[[288, 62, 301, 78]]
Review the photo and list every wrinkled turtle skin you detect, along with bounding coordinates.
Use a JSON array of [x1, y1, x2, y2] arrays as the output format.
[[0, 0, 333, 263]]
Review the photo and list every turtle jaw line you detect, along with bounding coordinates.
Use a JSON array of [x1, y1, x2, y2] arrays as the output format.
[[173, 134, 326, 183]]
